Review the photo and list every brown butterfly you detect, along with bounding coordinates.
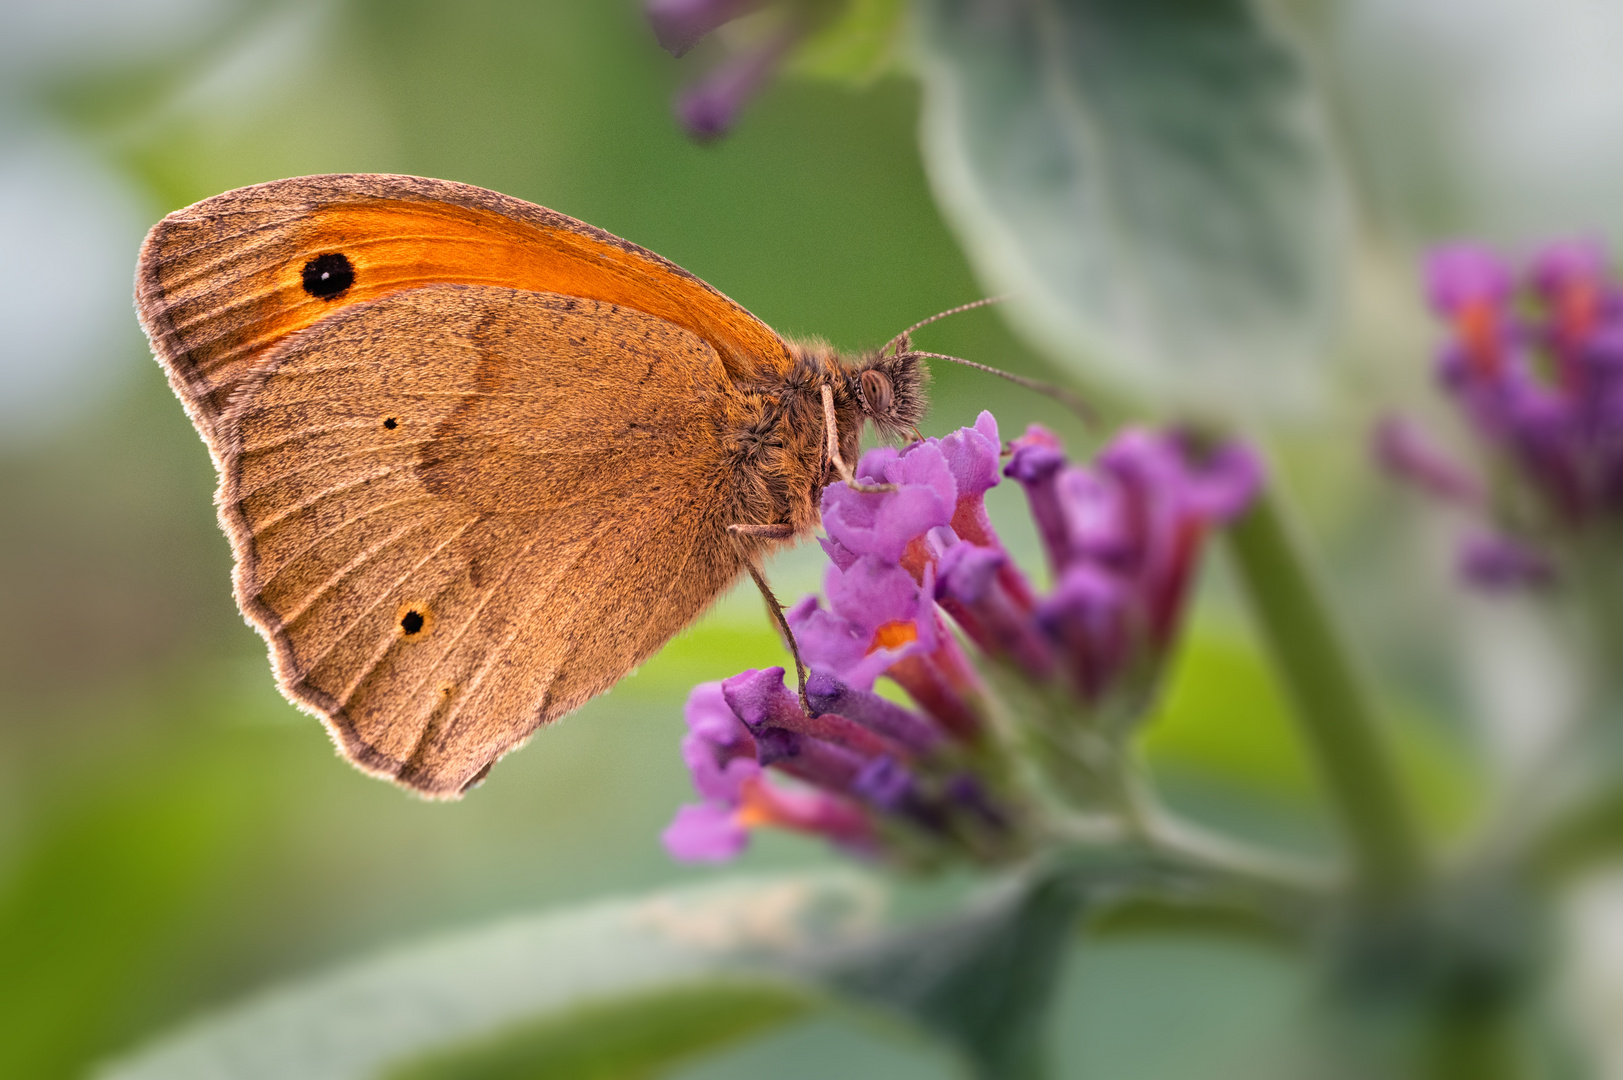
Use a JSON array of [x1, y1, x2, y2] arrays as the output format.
[[135, 174, 1081, 797], [134, 173, 961, 797]]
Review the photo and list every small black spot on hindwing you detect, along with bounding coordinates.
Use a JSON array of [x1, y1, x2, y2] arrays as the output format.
[[301, 253, 354, 299], [382, 417, 398, 430], [400, 610, 425, 635]]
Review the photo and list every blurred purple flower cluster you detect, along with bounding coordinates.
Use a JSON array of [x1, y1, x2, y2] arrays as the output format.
[[664, 412, 1262, 863], [1377, 240, 1623, 589], [646, 0, 793, 141]]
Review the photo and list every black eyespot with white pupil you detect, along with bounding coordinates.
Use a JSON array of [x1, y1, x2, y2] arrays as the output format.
[[301, 252, 354, 299]]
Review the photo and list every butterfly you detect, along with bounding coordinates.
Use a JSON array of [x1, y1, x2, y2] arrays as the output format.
[[135, 173, 939, 798]]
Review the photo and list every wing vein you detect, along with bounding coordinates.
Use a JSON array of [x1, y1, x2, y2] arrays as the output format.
[[237, 441, 431, 506], [240, 419, 378, 456], [322, 514, 483, 704], [272, 513, 438, 628], [252, 493, 438, 571], [393, 517, 603, 769]]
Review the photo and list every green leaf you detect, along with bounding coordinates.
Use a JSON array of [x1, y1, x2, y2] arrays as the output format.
[[913, 0, 1346, 414], [822, 852, 1183, 1080], [825, 872, 1085, 1080], [100, 874, 879, 1080], [385, 984, 810, 1080]]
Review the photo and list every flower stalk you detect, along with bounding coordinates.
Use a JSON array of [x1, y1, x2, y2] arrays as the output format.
[[1227, 482, 1428, 902]]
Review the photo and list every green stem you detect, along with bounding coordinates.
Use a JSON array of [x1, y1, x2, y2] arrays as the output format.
[[1226, 484, 1427, 901]]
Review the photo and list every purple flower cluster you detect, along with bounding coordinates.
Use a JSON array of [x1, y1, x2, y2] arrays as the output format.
[[1003, 425, 1262, 702], [646, 0, 794, 141], [664, 412, 1263, 863], [1377, 240, 1623, 589]]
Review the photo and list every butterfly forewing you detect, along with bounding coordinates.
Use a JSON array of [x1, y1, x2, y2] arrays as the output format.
[[135, 174, 791, 440], [214, 284, 744, 795]]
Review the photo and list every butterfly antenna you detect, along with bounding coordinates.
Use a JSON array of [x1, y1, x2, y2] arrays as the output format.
[[907, 351, 1096, 425], [882, 295, 1010, 356]]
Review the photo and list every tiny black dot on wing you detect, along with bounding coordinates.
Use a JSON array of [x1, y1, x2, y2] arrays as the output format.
[[400, 610, 425, 635], [382, 417, 398, 430], [301, 253, 354, 299]]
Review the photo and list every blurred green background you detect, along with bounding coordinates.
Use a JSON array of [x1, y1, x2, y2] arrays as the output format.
[[4, 1, 1621, 1077]]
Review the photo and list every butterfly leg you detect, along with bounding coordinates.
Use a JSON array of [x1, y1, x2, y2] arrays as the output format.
[[820, 384, 896, 494], [728, 524, 812, 713]]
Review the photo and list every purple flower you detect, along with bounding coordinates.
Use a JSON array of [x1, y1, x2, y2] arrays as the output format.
[[852, 757, 913, 810], [674, 27, 796, 141], [788, 558, 935, 690], [1426, 244, 1515, 320], [1037, 564, 1129, 700], [664, 677, 885, 863], [1005, 426, 1070, 574], [1530, 238, 1611, 321], [825, 556, 940, 645], [1171, 439, 1266, 524], [646, 0, 764, 56], [1053, 464, 1131, 566], [648, 0, 815, 142], [680, 681, 758, 801], [725, 667, 909, 760], [805, 670, 943, 754], [939, 411, 1004, 543], [1372, 415, 1483, 506], [721, 666, 805, 730], [790, 555, 986, 740], [663, 803, 749, 862], [665, 413, 1262, 866], [1458, 531, 1555, 591], [935, 540, 1055, 679], [1391, 238, 1623, 581], [662, 662, 1015, 864], [822, 443, 957, 564], [752, 725, 867, 792], [727, 670, 930, 818], [1092, 428, 1261, 645], [1003, 425, 1261, 693]]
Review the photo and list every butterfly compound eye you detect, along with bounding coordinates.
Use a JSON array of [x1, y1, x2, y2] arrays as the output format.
[[301, 252, 354, 299], [860, 369, 894, 416]]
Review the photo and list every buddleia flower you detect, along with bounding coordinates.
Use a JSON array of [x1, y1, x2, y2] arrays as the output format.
[[664, 411, 1262, 864], [1376, 239, 1623, 590]]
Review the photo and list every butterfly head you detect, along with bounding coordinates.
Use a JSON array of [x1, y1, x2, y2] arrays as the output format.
[[851, 348, 928, 439]]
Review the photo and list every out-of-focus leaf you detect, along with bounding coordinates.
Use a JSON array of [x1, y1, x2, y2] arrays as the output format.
[[1143, 624, 1319, 801], [821, 850, 1225, 1080], [790, 0, 907, 85], [100, 874, 880, 1080], [1144, 624, 1483, 845], [386, 984, 810, 1080], [823, 869, 1087, 1080], [101, 853, 1259, 1080], [0, 736, 273, 1080], [1086, 892, 1305, 950], [913, 0, 1347, 415]]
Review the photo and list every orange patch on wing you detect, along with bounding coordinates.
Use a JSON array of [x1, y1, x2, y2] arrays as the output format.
[[223, 199, 789, 382]]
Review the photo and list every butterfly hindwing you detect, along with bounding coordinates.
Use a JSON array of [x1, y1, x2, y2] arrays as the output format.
[[216, 284, 744, 795]]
